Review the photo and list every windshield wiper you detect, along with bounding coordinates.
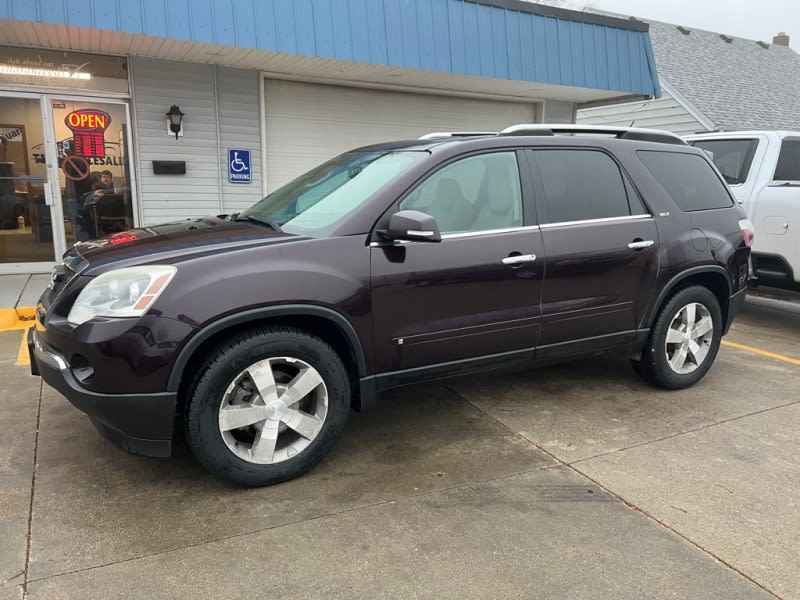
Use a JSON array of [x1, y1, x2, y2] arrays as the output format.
[[235, 215, 283, 232]]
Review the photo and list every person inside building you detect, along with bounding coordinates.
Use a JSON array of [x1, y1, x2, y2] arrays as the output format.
[[90, 170, 115, 199]]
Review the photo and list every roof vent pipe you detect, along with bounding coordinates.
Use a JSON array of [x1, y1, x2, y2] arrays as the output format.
[[677, 26, 691, 35]]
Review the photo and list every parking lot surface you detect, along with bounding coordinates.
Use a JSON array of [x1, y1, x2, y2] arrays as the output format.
[[1, 293, 798, 599]]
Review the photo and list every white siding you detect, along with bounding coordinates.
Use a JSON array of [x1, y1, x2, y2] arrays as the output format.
[[217, 67, 263, 213], [577, 89, 708, 136], [264, 80, 536, 192], [130, 58, 262, 224], [542, 100, 576, 123]]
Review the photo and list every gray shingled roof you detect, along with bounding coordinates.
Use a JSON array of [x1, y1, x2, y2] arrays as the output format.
[[647, 20, 800, 131]]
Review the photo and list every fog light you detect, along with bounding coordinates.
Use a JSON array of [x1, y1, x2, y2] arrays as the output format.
[[70, 354, 94, 384]]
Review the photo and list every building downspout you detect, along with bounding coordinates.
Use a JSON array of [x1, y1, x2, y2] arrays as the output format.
[[212, 63, 224, 214]]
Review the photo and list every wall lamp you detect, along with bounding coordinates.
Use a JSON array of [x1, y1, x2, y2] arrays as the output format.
[[166, 105, 184, 139]]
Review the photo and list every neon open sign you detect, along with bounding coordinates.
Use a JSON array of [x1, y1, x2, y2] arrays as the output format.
[[65, 109, 111, 158], [66, 109, 110, 131]]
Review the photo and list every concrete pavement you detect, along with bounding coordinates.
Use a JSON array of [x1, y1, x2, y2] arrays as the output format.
[[1, 295, 798, 599]]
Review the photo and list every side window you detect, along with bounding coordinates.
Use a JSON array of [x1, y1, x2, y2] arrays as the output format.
[[399, 152, 522, 234], [638, 150, 733, 212], [773, 139, 800, 182], [689, 139, 758, 185], [533, 149, 636, 223]]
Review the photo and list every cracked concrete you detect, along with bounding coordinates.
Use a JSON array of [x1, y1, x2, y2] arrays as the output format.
[[1, 294, 798, 599]]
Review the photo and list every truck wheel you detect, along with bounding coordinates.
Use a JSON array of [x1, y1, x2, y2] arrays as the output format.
[[636, 286, 723, 389], [184, 326, 350, 487]]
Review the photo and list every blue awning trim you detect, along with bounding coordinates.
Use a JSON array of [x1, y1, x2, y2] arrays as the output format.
[[1, 0, 661, 97]]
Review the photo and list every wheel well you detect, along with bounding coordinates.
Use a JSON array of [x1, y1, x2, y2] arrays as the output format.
[[175, 315, 363, 414], [656, 272, 730, 326]]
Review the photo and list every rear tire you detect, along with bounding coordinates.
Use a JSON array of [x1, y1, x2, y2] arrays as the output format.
[[184, 326, 350, 487], [636, 286, 723, 389]]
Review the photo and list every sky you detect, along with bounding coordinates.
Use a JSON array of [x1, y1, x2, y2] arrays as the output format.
[[586, 0, 799, 49]]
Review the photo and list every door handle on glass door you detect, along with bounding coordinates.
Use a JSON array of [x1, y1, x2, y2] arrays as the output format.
[[627, 240, 654, 250], [502, 254, 536, 265]]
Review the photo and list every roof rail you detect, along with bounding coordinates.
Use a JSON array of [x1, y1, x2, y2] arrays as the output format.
[[418, 131, 497, 139], [499, 124, 687, 145]]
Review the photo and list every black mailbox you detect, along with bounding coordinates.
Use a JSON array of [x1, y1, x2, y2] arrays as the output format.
[[152, 160, 186, 175]]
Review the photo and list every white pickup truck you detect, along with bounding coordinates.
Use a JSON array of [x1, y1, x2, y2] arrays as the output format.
[[685, 131, 800, 288]]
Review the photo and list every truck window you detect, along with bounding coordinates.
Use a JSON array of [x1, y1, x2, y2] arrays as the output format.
[[689, 139, 757, 185], [638, 151, 733, 212], [773, 140, 800, 182]]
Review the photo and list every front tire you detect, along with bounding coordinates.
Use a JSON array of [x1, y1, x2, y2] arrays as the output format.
[[184, 326, 350, 487], [636, 286, 723, 389]]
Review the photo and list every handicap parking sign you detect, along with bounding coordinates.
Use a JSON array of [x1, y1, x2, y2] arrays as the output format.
[[228, 149, 251, 184]]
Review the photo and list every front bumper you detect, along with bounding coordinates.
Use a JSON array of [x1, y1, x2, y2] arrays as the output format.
[[29, 327, 177, 458]]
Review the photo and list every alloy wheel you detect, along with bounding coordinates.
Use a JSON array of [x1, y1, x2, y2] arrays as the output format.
[[664, 302, 714, 375], [218, 357, 328, 464]]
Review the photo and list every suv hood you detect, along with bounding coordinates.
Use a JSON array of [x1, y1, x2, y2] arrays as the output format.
[[68, 217, 301, 274]]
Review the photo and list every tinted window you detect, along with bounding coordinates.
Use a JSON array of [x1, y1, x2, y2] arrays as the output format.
[[773, 140, 800, 181], [533, 150, 635, 223], [690, 139, 758, 185], [399, 152, 522, 234], [638, 151, 733, 212]]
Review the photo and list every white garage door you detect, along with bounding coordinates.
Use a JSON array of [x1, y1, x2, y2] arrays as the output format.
[[263, 79, 536, 192]]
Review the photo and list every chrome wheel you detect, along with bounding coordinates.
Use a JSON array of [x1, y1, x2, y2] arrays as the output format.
[[218, 357, 328, 465], [664, 302, 714, 374]]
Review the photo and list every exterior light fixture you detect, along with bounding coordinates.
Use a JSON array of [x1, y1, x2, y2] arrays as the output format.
[[166, 105, 184, 139]]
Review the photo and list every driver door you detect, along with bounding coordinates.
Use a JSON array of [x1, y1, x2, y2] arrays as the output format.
[[370, 150, 544, 379]]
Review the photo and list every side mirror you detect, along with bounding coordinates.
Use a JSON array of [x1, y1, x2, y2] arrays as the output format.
[[384, 210, 442, 242]]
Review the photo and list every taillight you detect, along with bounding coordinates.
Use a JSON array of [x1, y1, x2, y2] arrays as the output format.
[[739, 219, 754, 247]]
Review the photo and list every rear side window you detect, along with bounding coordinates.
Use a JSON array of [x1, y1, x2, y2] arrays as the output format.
[[532, 149, 645, 223], [773, 140, 800, 181], [638, 151, 733, 212], [690, 139, 757, 185]]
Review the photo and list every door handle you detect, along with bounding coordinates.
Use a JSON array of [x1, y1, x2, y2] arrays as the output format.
[[502, 253, 536, 265], [627, 240, 654, 250], [43, 181, 55, 206]]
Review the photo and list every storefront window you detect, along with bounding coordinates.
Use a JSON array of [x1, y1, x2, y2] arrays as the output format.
[[0, 96, 54, 264]]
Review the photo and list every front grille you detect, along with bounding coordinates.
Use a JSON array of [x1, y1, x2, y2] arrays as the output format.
[[42, 251, 88, 309], [50, 266, 77, 298]]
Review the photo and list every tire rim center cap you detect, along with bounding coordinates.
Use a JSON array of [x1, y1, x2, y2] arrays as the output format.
[[265, 399, 288, 421]]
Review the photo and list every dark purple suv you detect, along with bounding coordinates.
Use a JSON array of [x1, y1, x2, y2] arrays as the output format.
[[29, 125, 753, 486]]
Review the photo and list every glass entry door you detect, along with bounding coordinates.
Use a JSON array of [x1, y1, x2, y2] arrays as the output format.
[[0, 92, 136, 272], [49, 97, 135, 246], [0, 93, 60, 272]]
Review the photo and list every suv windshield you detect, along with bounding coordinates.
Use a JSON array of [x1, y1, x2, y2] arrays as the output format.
[[690, 139, 758, 185], [241, 150, 425, 236]]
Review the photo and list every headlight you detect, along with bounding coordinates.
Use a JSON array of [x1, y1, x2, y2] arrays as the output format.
[[67, 266, 177, 325]]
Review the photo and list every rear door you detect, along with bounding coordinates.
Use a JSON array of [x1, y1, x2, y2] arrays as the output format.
[[370, 150, 544, 376], [751, 138, 800, 281], [528, 148, 659, 356]]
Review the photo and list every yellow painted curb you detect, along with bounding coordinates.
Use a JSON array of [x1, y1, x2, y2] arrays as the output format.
[[15, 305, 35, 320], [0, 307, 16, 330], [0, 307, 35, 332]]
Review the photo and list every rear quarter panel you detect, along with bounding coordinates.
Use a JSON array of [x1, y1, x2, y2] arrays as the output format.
[[615, 144, 749, 326]]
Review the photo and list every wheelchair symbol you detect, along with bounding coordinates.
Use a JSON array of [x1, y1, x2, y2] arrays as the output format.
[[230, 152, 248, 173]]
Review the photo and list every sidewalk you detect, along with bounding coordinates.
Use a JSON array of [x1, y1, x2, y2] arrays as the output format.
[[0, 273, 48, 329]]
